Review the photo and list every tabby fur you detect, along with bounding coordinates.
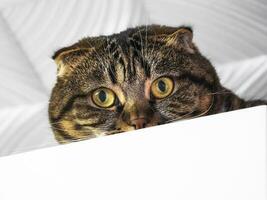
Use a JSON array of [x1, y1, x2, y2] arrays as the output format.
[[49, 25, 266, 143]]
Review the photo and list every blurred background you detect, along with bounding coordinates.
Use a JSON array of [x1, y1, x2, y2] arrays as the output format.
[[0, 0, 266, 156]]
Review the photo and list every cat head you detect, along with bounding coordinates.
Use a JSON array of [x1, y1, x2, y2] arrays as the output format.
[[49, 25, 221, 143]]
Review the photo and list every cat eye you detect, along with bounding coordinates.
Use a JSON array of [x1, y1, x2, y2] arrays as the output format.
[[151, 77, 174, 99], [92, 88, 116, 108]]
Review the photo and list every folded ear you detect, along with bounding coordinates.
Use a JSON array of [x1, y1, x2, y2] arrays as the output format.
[[52, 45, 93, 78], [146, 25, 196, 54], [165, 27, 195, 53]]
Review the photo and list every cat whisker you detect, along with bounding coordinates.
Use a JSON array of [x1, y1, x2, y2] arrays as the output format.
[[164, 95, 215, 124], [85, 39, 109, 69], [190, 96, 215, 119], [145, 20, 149, 58], [149, 27, 158, 64], [203, 91, 233, 96], [137, 26, 144, 59], [48, 121, 64, 125], [164, 110, 196, 123]]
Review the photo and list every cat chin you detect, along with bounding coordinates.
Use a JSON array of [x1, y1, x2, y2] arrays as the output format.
[[117, 122, 136, 132]]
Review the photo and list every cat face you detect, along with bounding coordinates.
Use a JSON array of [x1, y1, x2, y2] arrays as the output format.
[[49, 25, 221, 143]]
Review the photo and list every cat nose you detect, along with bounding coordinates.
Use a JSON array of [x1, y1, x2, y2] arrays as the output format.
[[131, 118, 147, 129]]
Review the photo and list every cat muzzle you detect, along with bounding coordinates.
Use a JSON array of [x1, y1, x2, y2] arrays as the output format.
[[130, 118, 147, 129]]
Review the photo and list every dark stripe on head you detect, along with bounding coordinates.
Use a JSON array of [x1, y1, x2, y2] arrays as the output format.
[[107, 64, 117, 84], [178, 73, 215, 91], [142, 58, 150, 77]]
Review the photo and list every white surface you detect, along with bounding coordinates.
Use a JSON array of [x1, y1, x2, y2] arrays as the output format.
[[0, 0, 267, 156], [0, 106, 266, 200]]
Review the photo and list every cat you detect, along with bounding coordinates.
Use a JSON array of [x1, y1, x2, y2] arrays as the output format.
[[49, 25, 266, 144]]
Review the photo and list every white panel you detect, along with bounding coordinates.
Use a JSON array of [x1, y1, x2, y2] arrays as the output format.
[[0, 106, 266, 200]]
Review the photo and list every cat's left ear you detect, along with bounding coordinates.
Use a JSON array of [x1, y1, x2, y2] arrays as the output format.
[[165, 27, 196, 54], [52, 45, 93, 78]]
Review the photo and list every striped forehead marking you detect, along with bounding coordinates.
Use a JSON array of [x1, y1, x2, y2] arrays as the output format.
[[105, 37, 148, 84]]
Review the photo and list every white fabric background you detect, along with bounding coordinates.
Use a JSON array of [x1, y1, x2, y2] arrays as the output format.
[[0, 0, 266, 156]]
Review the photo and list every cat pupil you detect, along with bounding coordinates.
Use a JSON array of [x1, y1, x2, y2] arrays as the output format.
[[99, 90, 106, 102], [158, 80, 166, 92]]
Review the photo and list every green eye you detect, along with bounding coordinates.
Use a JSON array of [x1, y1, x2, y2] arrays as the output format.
[[151, 77, 174, 99], [92, 88, 115, 108]]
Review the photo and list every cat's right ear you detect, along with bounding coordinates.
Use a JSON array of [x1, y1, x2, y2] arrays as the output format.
[[146, 25, 197, 54], [52, 46, 93, 78]]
